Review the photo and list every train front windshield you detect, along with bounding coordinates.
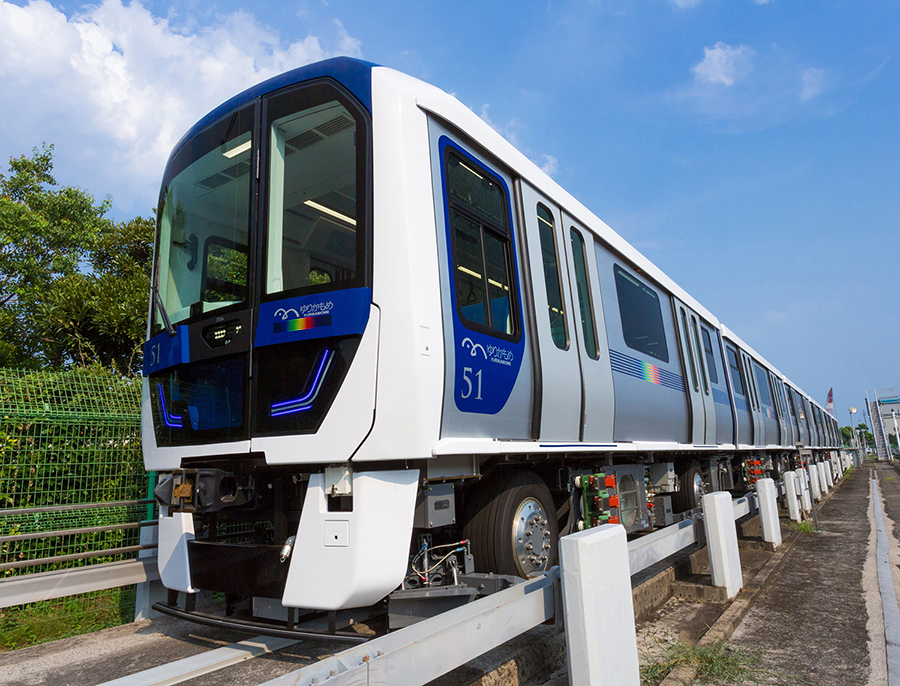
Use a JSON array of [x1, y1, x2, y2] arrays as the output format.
[[149, 81, 370, 446]]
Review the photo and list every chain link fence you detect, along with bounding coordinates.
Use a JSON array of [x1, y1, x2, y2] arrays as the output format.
[[0, 367, 153, 648]]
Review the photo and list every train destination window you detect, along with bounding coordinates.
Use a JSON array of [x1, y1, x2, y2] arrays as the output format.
[[701, 327, 719, 384], [614, 265, 669, 363], [726, 346, 745, 396], [753, 363, 773, 406], [537, 204, 567, 349], [570, 229, 598, 359], [446, 152, 516, 337]]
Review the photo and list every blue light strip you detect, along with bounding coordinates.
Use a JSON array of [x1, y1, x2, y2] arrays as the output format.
[[270, 349, 335, 417], [157, 383, 183, 428]]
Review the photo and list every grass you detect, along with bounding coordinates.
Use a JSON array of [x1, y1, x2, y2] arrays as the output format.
[[640, 639, 814, 685], [0, 586, 135, 651], [788, 520, 817, 533]]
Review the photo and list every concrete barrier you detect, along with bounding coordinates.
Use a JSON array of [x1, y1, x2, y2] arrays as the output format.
[[784, 472, 801, 522], [818, 463, 829, 494], [824, 461, 835, 488], [560, 524, 640, 686], [702, 492, 743, 599], [757, 478, 782, 548]]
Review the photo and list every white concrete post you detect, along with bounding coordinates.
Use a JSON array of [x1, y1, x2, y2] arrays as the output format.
[[795, 468, 812, 513], [808, 463, 822, 501], [560, 524, 640, 686], [817, 463, 829, 494], [783, 472, 801, 522], [702, 492, 743, 599], [823, 461, 834, 489], [756, 478, 782, 548]]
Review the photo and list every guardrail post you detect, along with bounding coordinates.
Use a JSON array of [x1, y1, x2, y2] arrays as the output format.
[[808, 463, 822, 501], [560, 523, 640, 686], [783, 472, 801, 522], [817, 463, 830, 494], [134, 525, 165, 621], [795, 468, 811, 513], [756, 478, 782, 548], [702, 492, 743, 599], [824, 461, 835, 488]]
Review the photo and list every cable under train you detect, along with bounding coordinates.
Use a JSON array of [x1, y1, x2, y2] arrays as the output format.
[[142, 57, 841, 634]]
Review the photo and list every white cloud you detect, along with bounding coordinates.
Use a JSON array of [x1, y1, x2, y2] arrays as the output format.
[[692, 42, 755, 87], [801, 67, 825, 100], [539, 154, 559, 177], [669, 0, 702, 8], [0, 0, 361, 216], [478, 104, 521, 146]]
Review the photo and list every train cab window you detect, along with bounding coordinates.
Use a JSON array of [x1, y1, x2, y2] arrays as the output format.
[[570, 229, 598, 359], [445, 151, 517, 338], [753, 363, 772, 406], [701, 327, 719, 384], [537, 204, 567, 349], [614, 265, 669, 363], [726, 346, 745, 396]]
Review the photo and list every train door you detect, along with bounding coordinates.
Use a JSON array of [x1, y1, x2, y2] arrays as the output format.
[[518, 183, 582, 441], [790, 387, 810, 446], [562, 217, 614, 441], [428, 129, 534, 439], [774, 378, 793, 446], [704, 326, 734, 446], [783, 384, 799, 445], [751, 361, 779, 445], [740, 350, 764, 445], [725, 343, 752, 445], [673, 300, 714, 445]]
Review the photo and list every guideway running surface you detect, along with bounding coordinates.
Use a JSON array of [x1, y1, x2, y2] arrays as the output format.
[[729, 463, 887, 685]]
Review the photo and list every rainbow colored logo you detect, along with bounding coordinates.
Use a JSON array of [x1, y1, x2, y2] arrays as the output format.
[[274, 314, 332, 334]]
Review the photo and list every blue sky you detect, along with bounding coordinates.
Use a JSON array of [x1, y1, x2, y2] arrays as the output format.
[[0, 0, 897, 427]]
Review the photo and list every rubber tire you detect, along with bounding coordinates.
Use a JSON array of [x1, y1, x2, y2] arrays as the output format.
[[672, 461, 704, 512], [462, 470, 559, 578]]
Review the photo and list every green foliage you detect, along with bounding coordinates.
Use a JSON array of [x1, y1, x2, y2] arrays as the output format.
[[0, 144, 153, 374]]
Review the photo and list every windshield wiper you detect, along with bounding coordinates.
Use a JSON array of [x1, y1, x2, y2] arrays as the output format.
[[152, 286, 177, 337]]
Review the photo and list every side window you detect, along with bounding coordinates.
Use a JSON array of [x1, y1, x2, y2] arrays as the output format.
[[690, 316, 709, 394], [570, 228, 598, 359], [614, 265, 669, 363], [537, 204, 567, 349], [680, 309, 699, 392], [726, 346, 745, 396], [445, 151, 516, 338], [701, 327, 719, 384], [753, 363, 772, 406]]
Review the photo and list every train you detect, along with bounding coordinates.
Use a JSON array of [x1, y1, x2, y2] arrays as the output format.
[[142, 56, 841, 634]]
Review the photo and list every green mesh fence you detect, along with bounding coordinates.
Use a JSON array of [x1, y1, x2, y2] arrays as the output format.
[[0, 367, 152, 648]]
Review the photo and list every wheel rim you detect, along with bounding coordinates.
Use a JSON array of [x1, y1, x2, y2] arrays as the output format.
[[692, 471, 705, 505], [512, 497, 553, 577]]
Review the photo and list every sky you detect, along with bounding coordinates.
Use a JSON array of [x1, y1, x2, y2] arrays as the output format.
[[0, 0, 897, 428]]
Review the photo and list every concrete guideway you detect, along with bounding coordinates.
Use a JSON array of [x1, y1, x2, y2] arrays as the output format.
[[726, 462, 899, 686]]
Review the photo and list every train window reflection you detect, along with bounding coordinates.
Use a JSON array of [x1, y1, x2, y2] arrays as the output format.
[[537, 204, 567, 350]]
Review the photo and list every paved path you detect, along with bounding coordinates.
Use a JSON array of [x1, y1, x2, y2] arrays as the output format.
[[729, 462, 888, 686]]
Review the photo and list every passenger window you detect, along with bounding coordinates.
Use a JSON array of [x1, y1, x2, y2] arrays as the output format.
[[680, 309, 699, 392], [753, 363, 772, 406], [445, 152, 516, 338], [614, 265, 669, 363], [726, 347, 745, 396], [690, 316, 709, 394], [701, 328, 719, 384], [537, 204, 567, 349], [570, 229, 598, 359]]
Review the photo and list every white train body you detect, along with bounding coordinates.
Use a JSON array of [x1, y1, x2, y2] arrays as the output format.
[[142, 58, 839, 620]]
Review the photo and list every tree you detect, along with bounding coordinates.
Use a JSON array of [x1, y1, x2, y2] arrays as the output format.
[[0, 144, 153, 374]]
